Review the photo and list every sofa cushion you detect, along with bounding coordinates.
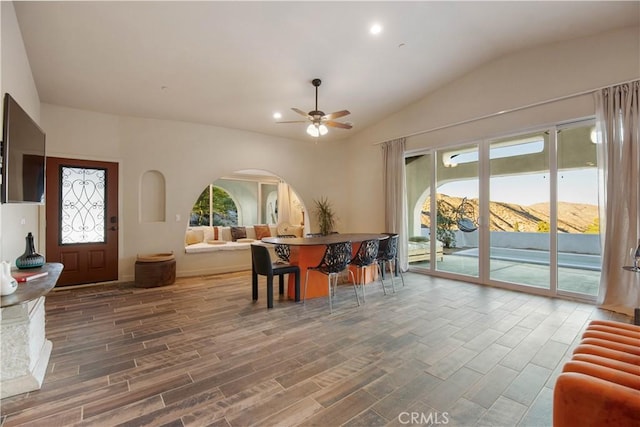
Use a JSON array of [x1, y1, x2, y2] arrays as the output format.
[[203, 227, 216, 241], [185, 229, 204, 245], [216, 226, 232, 242], [230, 226, 247, 241], [206, 239, 227, 245], [254, 224, 271, 240], [185, 240, 271, 253], [245, 227, 257, 239]]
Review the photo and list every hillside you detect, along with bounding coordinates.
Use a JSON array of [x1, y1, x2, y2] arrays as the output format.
[[421, 195, 599, 233]]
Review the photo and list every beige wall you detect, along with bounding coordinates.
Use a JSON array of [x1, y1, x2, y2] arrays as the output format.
[[1, 2, 638, 282], [41, 104, 351, 280], [0, 1, 43, 265], [345, 26, 640, 233]]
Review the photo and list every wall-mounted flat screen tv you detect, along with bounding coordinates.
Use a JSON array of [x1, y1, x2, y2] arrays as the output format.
[[1, 93, 46, 203]]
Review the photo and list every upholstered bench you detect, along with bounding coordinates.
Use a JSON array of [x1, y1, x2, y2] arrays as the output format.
[[553, 320, 640, 427]]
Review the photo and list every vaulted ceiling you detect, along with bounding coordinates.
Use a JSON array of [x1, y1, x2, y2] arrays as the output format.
[[13, 1, 640, 142]]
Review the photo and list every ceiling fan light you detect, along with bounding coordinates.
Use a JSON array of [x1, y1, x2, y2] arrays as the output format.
[[306, 124, 320, 137], [318, 124, 328, 135]]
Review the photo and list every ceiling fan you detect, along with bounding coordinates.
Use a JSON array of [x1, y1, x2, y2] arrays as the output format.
[[278, 78, 352, 137]]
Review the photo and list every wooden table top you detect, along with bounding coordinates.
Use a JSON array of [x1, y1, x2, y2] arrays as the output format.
[[262, 233, 388, 246], [1, 263, 64, 308]]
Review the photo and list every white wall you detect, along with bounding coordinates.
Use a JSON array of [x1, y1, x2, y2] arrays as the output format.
[[345, 26, 640, 233], [41, 104, 351, 280], [0, 1, 43, 265], [3, 9, 638, 283]]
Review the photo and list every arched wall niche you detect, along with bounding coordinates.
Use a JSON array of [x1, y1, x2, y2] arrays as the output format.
[[140, 170, 166, 223]]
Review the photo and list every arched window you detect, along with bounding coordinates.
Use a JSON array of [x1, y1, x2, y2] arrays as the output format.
[[189, 185, 238, 226]]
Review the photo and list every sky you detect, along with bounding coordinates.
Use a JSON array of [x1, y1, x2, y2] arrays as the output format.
[[442, 168, 599, 206]]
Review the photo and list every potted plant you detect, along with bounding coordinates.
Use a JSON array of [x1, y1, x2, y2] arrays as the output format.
[[436, 198, 456, 249], [313, 196, 336, 235]]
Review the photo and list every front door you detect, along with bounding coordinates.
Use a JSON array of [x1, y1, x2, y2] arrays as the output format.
[[45, 157, 119, 286]]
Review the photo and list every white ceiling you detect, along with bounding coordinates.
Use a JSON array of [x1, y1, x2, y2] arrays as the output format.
[[13, 1, 640, 142]]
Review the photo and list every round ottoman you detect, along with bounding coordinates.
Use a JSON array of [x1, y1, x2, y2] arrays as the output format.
[[135, 253, 176, 288]]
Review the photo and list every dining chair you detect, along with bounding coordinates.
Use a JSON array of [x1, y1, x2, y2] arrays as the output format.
[[274, 234, 296, 263], [377, 233, 405, 293], [304, 241, 357, 313], [350, 238, 382, 303], [251, 244, 300, 309]]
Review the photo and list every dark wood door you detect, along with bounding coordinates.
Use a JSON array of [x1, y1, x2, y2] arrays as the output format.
[[45, 157, 118, 286]]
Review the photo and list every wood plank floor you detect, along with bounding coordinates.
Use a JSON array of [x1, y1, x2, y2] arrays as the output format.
[[0, 271, 631, 426]]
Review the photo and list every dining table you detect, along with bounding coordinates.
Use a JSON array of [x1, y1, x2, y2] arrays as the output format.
[[262, 233, 388, 299]]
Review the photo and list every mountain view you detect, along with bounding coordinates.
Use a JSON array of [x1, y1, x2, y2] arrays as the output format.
[[421, 195, 599, 233]]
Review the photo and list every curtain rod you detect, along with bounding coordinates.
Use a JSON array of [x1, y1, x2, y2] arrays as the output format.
[[373, 78, 639, 145]]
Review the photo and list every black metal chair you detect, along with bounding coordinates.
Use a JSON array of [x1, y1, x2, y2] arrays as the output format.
[[251, 244, 300, 309], [377, 233, 405, 293], [350, 239, 382, 302], [304, 241, 357, 313], [274, 234, 296, 263]]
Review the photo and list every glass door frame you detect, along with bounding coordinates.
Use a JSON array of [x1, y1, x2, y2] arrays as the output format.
[[405, 118, 600, 304]]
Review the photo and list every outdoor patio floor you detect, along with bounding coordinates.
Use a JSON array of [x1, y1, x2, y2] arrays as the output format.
[[410, 249, 600, 297]]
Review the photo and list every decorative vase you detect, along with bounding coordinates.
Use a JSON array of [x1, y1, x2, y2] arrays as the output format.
[[16, 232, 45, 269], [1, 261, 18, 296]]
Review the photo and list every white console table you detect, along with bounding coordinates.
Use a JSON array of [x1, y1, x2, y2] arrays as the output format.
[[1, 263, 63, 399]]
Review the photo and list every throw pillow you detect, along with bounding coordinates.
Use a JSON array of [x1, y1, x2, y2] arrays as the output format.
[[185, 229, 204, 245], [230, 226, 247, 241], [254, 224, 271, 240], [202, 227, 215, 242]]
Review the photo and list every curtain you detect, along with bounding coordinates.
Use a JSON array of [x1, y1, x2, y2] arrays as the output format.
[[595, 80, 640, 317], [276, 182, 292, 232], [382, 137, 408, 270], [276, 182, 304, 233]]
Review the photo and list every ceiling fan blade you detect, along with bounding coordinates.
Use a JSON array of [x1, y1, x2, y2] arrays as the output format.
[[325, 121, 352, 129], [323, 110, 350, 120], [291, 108, 311, 119], [276, 120, 307, 124]]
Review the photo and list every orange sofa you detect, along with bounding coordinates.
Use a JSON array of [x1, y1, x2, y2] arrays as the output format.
[[553, 320, 640, 427]]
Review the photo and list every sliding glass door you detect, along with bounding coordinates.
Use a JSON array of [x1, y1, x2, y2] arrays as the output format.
[[489, 131, 550, 289], [556, 123, 601, 296], [405, 153, 433, 267], [435, 143, 480, 277], [404, 144, 480, 278], [404, 119, 601, 301]]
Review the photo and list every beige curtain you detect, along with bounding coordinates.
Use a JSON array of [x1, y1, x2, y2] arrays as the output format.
[[276, 182, 292, 232], [382, 137, 408, 270], [276, 182, 303, 234], [595, 80, 640, 317]]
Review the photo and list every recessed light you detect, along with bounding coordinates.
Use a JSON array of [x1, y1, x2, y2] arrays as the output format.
[[370, 23, 382, 35], [273, 112, 282, 120]]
